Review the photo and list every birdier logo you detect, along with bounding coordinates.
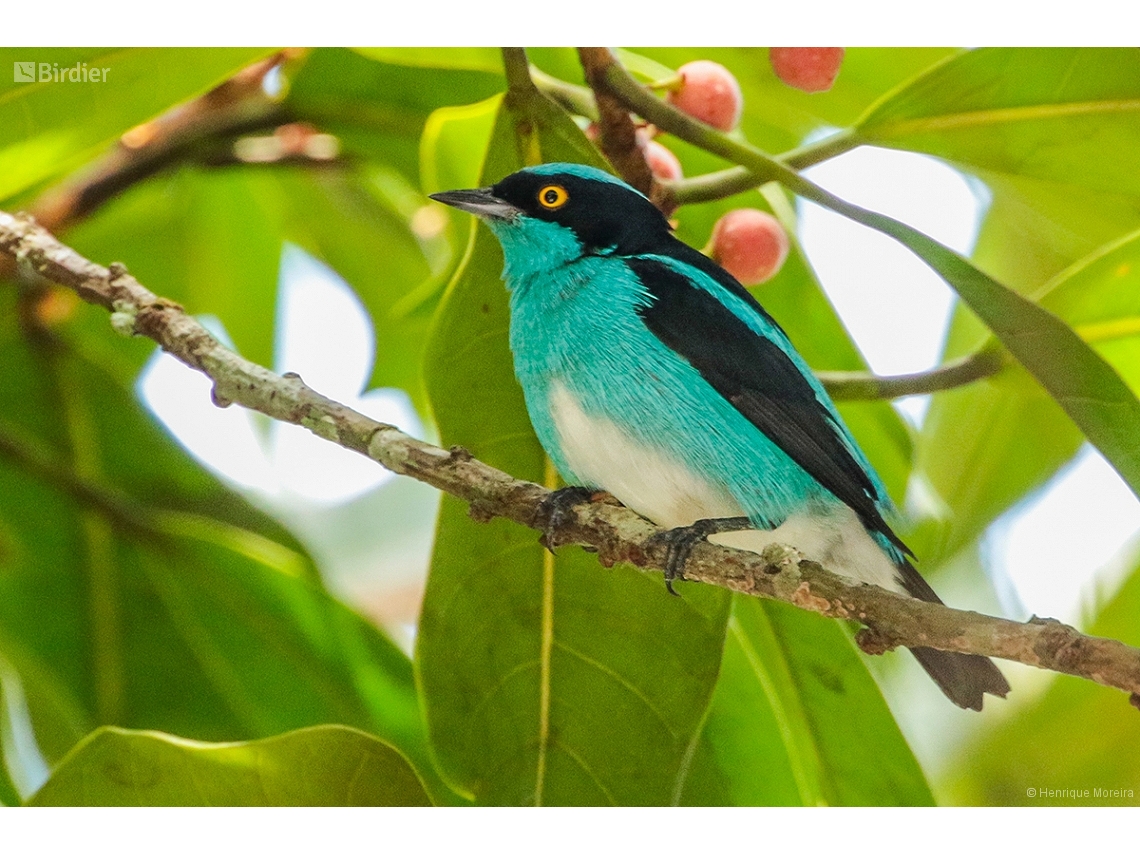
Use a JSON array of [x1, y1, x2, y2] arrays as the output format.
[[13, 61, 109, 83]]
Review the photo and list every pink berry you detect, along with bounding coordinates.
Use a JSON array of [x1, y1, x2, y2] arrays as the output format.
[[666, 60, 743, 132], [709, 209, 789, 285], [643, 139, 682, 181], [769, 48, 845, 93]]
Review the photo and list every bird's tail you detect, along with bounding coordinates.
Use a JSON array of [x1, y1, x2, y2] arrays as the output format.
[[895, 560, 1010, 711], [908, 646, 1010, 711]]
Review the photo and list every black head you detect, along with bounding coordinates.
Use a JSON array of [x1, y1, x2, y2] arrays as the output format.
[[431, 163, 674, 256]]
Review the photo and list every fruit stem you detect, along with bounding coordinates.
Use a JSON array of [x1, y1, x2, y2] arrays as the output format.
[[645, 73, 685, 93]]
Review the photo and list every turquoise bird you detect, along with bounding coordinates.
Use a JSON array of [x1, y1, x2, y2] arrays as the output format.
[[431, 162, 1009, 710]]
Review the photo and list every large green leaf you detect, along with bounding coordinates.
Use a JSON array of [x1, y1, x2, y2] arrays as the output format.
[[810, 197, 1140, 508], [28, 725, 431, 806], [858, 48, 1140, 197], [0, 47, 271, 204], [0, 291, 430, 793], [680, 597, 933, 806], [917, 225, 1140, 562], [420, 95, 502, 198], [1040, 228, 1140, 355], [907, 170, 1130, 558], [417, 91, 733, 805], [969, 169, 1140, 301]]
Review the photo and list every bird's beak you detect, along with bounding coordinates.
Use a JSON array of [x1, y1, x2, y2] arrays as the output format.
[[429, 188, 520, 221]]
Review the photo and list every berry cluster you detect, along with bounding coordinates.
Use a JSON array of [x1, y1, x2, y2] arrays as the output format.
[[587, 50, 846, 286]]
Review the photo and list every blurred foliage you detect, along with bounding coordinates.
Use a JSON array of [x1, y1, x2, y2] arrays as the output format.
[[1, 46, 1138, 806], [28, 724, 431, 806]]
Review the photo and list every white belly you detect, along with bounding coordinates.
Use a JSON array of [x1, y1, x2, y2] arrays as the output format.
[[548, 383, 903, 593]]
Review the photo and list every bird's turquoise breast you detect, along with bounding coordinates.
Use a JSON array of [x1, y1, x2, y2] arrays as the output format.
[[502, 251, 833, 528]]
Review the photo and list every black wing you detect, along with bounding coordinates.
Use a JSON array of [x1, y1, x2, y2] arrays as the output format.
[[627, 253, 911, 558]]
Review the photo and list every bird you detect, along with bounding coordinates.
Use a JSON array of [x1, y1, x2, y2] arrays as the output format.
[[430, 162, 1010, 711]]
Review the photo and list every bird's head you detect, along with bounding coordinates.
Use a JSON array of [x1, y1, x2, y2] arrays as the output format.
[[430, 163, 672, 281]]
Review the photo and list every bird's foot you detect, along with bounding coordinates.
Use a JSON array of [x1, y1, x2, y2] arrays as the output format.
[[648, 517, 754, 595], [536, 486, 601, 553]]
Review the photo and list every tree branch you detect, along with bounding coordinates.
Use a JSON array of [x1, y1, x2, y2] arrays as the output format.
[[578, 48, 669, 214], [27, 55, 289, 236], [0, 54, 297, 296], [4, 209, 1140, 706]]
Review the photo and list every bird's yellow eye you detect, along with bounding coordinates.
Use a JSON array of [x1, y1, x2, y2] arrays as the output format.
[[537, 184, 569, 210]]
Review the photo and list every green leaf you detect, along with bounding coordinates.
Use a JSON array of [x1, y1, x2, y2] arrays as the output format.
[[680, 597, 933, 806], [417, 94, 732, 805], [910, 168, 1140, 558], [285, 48, 504, 185], [835, 204, 1140, 504], [1039, 228, 1140, 351], [0, 47, 272, 203], [420, 94, 502, 197], [28, 725, 431, 806], [916, 225, 1140, 561], [914, 372, 1083, 563], [354, 47, 503, 75], [968, 169, 1140, 302], [0, 292, 429, 782], [858, 48, 1140, 197]]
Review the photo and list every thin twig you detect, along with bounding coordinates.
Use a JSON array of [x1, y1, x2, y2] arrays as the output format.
[[4, 208, 1140, 705], [671, 131, 864, 206], [820, 348, 1007, 401]]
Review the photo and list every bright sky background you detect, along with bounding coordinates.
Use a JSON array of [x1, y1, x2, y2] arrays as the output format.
[[140, 145, 1140, 640]]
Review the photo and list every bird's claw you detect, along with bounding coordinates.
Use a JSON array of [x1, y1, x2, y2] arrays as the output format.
[[647, 516, 754, 596], [536, 486, 596, 553]]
